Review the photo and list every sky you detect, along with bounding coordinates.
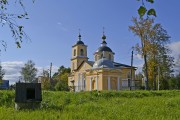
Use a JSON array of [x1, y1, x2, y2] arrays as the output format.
[[1, 0, 180, 84]]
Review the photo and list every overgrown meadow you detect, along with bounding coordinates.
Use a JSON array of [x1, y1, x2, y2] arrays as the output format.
[[0, 90, 180, 120]]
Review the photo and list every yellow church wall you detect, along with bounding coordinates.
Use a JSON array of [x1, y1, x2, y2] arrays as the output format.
[[98, 74, 103, 90], [121, 68, 136, 80], [69, 62, 93, 91], [111, 77, 118, 90], [102, 76, 108, 90]]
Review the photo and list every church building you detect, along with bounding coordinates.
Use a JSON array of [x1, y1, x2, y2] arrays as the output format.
[[68, 32, 136, 92]]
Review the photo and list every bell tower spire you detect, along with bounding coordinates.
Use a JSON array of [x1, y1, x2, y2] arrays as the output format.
[[71, 30, 88, 71], [101, 27, 107, 46], [78, 29, 81, 41]]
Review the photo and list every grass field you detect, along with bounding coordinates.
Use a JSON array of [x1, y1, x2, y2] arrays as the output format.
[[0, 90, 180, 120]]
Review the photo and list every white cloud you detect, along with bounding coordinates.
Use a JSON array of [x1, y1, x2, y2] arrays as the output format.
[[57, 21, 67, 31], [36, 66, 59, 77], [134, 53, 143, 60], [57, 22, 62, 25], [1, 61, 59, 84], [168, 41, 180, 60], [134, 63, 144, 73]]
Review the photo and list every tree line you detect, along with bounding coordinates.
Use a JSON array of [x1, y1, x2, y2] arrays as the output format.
[[0, 60, 70, 91]]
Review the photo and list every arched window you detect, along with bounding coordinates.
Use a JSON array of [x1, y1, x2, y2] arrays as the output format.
[[101, 54, 103, 58], [80, 49, 84, 56], [84, 80, 86, 89], [92, 80, 96, 90], [74, 49, 76, 56], [95, 55, 97, 61], [109, 54, 111, 60]]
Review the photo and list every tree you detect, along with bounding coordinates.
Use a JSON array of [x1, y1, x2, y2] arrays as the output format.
[[52, 66, 70, 91], [0, 0, 34, 49], [40, 69, 50, 90], [0, 65, 5, 83], [129, 17, 174, 90], [129, 17, 152, 89], [20, 60, 37, 83], [175, 55, 180, 73]]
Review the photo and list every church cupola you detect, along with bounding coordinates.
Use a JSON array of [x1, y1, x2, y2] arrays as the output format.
[[71, 32, 88, 71], [76, 33, 84, 45], [101, 32, 107, 46], [94, 30, 115, 62]]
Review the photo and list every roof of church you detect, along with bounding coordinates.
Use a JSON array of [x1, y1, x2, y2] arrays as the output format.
[[113, 62, 136, 68], [96, 46, 113, 52], [74, 60, 136, 72], [86, 61, 95, 66], [76, 40, 84, 45], [93, 57, 114, 69]]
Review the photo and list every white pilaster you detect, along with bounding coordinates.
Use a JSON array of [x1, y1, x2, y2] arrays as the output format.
[[90, 77, 92, 91], [118, 77, 120, 90], [78, 73, 80, 91], [82, 74, 84, 90], [108, 76, 111, 90], [96, 77, 98, 90]]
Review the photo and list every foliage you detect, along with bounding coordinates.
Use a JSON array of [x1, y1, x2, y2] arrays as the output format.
[[20, 60, 37, 83], [0, 65, 5, 83], [0, 90, 14, 107], [52, 66, 70, 91], [0, 0, 34, 49], [175, 55, 180, 73], [1, 90, 180, 119], [40, 70, 50, 90], [137, 0, 156, 18], [168, 74, 180, 90], [55, 80, 69, 91], [129, 17, 174, 90]]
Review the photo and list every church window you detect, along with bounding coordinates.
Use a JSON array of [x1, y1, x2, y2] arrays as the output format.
[[109, 54, 111, 60], [84, 80, 86, 89], [74, 49, 76, 56], [80, 49, 84, 56], [101, 54, 103, 58], [95, 55, 97, 61], [92, 80, 96, 90]]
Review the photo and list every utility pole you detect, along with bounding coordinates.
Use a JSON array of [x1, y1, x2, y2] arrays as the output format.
[[130, 50, 133, 90]]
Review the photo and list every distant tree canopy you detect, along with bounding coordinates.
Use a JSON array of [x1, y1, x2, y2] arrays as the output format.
[[175, 55, 180, 73], [52, 66, 71, 91], [0, 0, 34, 49], [0, 65, 5, 83], [20, 60, 37, 83], [40, 69, 50, 90]]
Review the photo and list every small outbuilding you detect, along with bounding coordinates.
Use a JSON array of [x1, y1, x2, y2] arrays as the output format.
[[15, 83, 42, 110]]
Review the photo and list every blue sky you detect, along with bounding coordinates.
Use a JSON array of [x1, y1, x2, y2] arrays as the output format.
[[1, 0, 180, 83]]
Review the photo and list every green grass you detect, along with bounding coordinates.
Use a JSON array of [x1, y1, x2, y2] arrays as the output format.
[[0, 90, 180, 120]]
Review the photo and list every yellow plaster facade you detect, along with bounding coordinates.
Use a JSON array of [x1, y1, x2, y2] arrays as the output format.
[[68, 34, 136, 92]]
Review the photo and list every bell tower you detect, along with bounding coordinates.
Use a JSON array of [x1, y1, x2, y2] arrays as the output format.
[[71, 33, 88, 72]]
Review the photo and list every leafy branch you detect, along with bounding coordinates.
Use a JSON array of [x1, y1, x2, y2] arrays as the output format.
[[0, 0, 34, 49], [137, 0, 156, 18]]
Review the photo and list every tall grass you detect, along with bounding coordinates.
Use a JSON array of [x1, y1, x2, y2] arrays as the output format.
[[0, 90, 180, 120]]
